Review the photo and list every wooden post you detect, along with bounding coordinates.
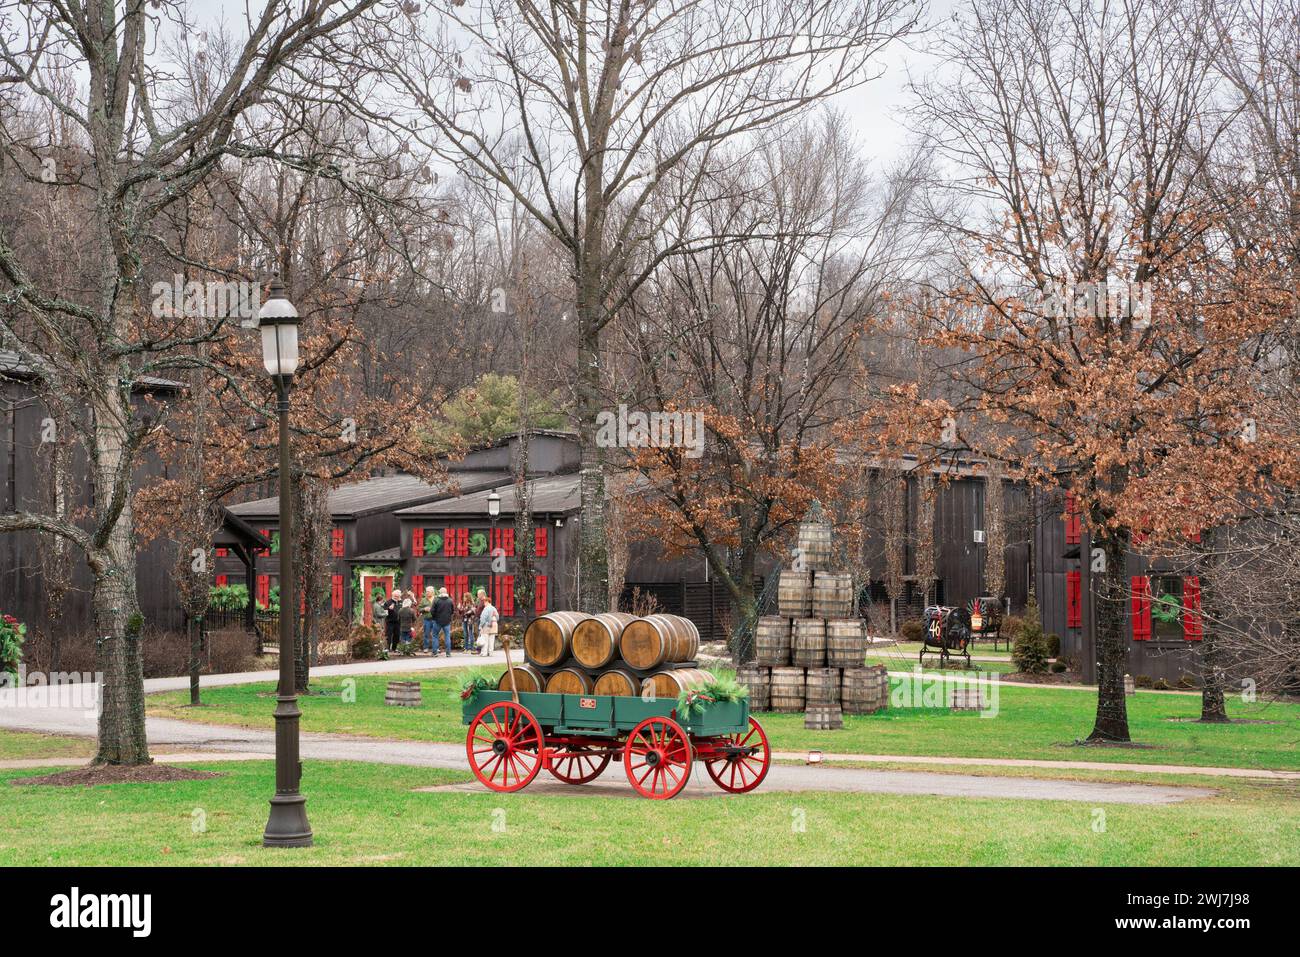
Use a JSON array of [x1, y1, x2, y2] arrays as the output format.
[[503, 636, 520, 704]]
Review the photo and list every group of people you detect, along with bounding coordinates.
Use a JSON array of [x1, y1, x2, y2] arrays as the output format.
[[372, 586, 499, 656]]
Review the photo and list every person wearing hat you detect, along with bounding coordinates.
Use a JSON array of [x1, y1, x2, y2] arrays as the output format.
[[432, 586, 456, 657]]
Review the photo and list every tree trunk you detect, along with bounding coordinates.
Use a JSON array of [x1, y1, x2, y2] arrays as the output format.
[[1198, 557, 1228, 722], [189, 617, 202, 707], [1088, 531, 1131, 742], [91, 542, 150, 764], [576, 323, 608, 613]]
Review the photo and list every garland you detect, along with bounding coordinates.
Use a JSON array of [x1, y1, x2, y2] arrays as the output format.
[[677, 670, 748, 718]]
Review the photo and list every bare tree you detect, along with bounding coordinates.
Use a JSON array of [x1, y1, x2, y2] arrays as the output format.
[[349, 0, 921, 611], [0, 0, 382, 765]]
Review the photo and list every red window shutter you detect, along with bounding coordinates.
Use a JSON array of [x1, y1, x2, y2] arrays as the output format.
[[456, 575, 468, 601], [535, 526, 548, 557], [331, 574, 344, 611], [412, 527, 424, 557], [1065, 493, 1081, 545], [456, 527, 469, 557], [215, 547, 228, 558], [256, 574, 270, 609], [1131, 576, 1151, 640], [411, 574, 424, 598], [496, 575, 515, 616], [444, 574, 455, 595], [331, 528, 345, 558], [502, 528, 515, 556], [1183, 576, 1203, 640], [444, 528, 454, 557], [535, 575, 548, 613], [216, 574, 228, 587], [1066, 571, 1081, 628]]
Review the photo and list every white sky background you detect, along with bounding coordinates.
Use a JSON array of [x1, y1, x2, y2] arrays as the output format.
[[180, 0, 958, 170]]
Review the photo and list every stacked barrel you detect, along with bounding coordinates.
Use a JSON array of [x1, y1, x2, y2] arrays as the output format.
[[500, 611, 709, 698], [744, 519, 889, 728]]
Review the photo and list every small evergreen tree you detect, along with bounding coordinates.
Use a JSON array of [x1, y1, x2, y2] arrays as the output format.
[[1012, 599, 1050, 674]]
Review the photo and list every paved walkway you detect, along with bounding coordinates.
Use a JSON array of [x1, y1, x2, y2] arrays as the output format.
[[771, 751, 1300, 780], [0, 705, 1219, 804]]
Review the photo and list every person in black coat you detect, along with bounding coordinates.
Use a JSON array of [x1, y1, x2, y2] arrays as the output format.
[[432, 587, 456, 657], [383, 589, 403, 651]]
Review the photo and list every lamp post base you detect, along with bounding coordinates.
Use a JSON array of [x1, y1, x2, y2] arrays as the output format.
[[263, 793, 313, 847]]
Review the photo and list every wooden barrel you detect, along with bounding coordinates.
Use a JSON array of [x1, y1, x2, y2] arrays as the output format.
[[384, 680, 422, 707], [640, 667, 711, 699], [524, 611, 591, 667], [754, 616, 791, 666], [769, 666, 805, 712], [571, 612, 637, 670], [841, 665, 889, 714], [791, 618, 826, 668], [497, 663, 545, 694], [805, 704, 844, 730], [796, 521, 835, 571], [778, 570, 813, 618], [545, 667, 595, 695], [593, 668, 640, 697], [737, 664, 770, 711], [620, 614, 700, 670], [812, 572, 855, 618], [805, 667, 841, 706], [826, 618, 868, 668]]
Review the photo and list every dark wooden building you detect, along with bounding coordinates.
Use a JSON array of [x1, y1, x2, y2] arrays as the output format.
[[0, 351, 272, 635], [1035, 486, 1206, 684]]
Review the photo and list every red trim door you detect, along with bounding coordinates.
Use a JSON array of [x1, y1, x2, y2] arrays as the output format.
[[360, 575, 393, 626]]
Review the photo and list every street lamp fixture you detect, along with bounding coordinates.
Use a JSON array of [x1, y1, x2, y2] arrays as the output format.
[[486, 490, 502, 610], [487, 490, 501, 519], [258, 275, 312, 848]]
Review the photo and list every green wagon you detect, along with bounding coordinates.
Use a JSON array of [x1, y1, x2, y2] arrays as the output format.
[[461, 688, 771, 799]]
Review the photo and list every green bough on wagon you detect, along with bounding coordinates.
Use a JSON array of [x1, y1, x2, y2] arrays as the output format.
[[460, 680, 771, 800]]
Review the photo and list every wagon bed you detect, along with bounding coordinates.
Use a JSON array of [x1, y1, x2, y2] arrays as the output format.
[[461, 689, 770, 799]]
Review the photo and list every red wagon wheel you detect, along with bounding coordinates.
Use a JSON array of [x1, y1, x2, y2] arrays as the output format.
[[624, 716, 693, 800], [703, 717, 771, 794], [465, 700, 544, 792], [548, 745, 613, 785]]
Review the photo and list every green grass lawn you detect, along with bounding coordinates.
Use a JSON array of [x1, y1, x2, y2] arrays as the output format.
[[0, 730, 95, 761], [147, 669, 1300, 771], [2, 758, 1297, 865], [864, 653, 1018, 674]]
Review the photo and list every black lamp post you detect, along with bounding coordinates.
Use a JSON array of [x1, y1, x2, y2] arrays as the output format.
[[258, 276, 312, 848], [487, 490, 501, 612]]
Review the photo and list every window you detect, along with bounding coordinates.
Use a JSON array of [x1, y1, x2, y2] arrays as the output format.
[[1150, 574, 1185, 640]]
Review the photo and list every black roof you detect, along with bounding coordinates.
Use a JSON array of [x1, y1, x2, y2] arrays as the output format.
[[228, 470, 507, 521], [0, 350, 184, 391], [396, 472, 581, 518]]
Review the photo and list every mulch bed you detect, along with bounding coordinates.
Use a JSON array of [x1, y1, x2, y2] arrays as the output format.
[[16, 764, 224, 787]]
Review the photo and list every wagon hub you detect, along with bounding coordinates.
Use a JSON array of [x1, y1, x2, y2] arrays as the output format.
[[644, 749, 662, 767], [491, 738, 509, 756]]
